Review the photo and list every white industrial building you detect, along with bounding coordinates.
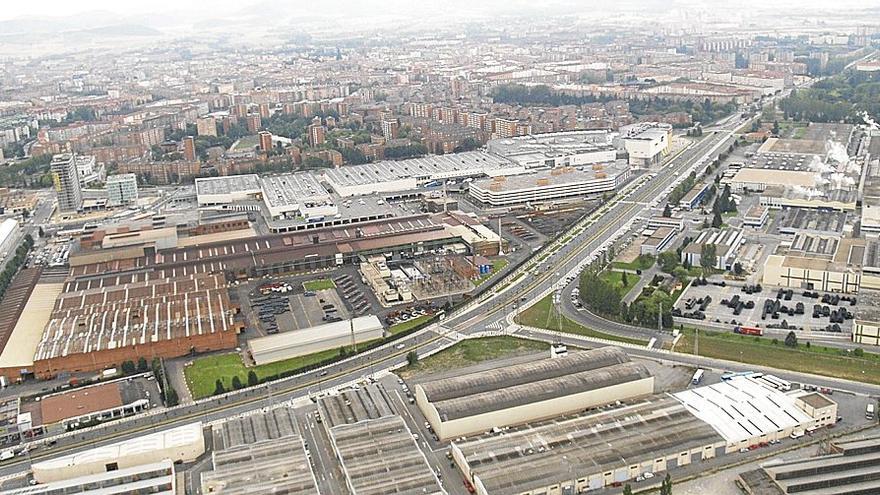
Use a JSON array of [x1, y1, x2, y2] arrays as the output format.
[[31, 422, 204, 483], [451, 375, 836, 495], [0, 218, 19, 259], [681, 228, 744, 270], [322, 151, 521, 197], [248, 315, 384, 365], [621, 123, 673, 167], [673, 377, 834, 451], [105, 173, 139, 207], [486, 130, 617, 168], [1, 460, 177, 495], [416, 347, 654, 440], [468, 163, 630, 206], [195, 175, 263, 206], [260, 172, 337, 220]]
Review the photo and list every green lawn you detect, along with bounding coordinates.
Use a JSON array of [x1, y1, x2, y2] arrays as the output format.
[[674, 329, 880, 385], [388, 314, 433, 335], [599, 270, 639, 297], [474, 259, 509, 287], [399, 336, 549, 379], [612, 254, 655, 271], [516, 295, 647, 346], [302, 278, 336, 291], [185, 339, 381, 399]]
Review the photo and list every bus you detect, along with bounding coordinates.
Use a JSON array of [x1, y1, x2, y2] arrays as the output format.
[[734, 325, 763, 336], [692, 369, 705, 385], [762, 374, 792, 392]]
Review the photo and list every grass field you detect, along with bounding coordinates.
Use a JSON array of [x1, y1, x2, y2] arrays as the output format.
[[474, 259, 509, 287], [185, 339, 381, 399], [516, 295, 647, 346], [599, 270, 639, 296], [399, 336, 549, 379], [612, 254, 655, 271], [302, 278, 336, 291], [388, 314, 433, 335], [674, 329, 880, 385]]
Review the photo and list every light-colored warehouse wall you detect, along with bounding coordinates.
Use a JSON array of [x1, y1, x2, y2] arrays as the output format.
[[420, 377, 655, 440]]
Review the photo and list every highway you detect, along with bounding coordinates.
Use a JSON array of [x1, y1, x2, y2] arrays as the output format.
[[5, 108, 879, 479], [0, 126, 738, 475]]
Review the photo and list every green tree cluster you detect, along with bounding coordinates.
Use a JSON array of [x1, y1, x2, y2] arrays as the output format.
[[0, 235, 34, 304]]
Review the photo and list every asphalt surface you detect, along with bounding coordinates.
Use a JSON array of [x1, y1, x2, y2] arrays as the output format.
[[8, 106, 880, 483], [0, 127, 739, 476]]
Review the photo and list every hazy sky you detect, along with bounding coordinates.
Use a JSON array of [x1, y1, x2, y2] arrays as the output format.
[[2, 0, 875, 22], [0, 0, 251, 21]]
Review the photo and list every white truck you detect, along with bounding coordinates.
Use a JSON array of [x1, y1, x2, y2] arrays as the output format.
[[867, 403, 876, 420], [0, 450, 14, 461]]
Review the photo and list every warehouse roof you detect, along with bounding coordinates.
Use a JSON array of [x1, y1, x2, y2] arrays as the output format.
[[35, 423, 202, 471], [470, 161, 628, 192], [318, 384, 396, 428], [731, 168, 816, 188], [248, 315, 382, 365], [433, 361, 651, 420], [419, 347, 630, 402], [213, 407, 299, 449], [40, 382, 122, 424], [260, 172, 331, 211], [673, 376, 812, 444], [418, 348, 653, 421], [328, 415, 444, 495], [35, 272, 236, 361], [201, 435, 318, 495], [322, 151, 516, 188], [195, 174, 262, 197], [456, 397, 723, 495]]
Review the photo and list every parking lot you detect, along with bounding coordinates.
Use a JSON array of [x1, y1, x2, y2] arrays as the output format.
[[279, 288, 350, 331], [674, 282, 855, 335]]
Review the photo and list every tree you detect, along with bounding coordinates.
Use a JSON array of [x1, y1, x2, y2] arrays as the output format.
[[662, 204, 672, 217], [136, 357, 148, 373], [37, 226, 45, 238], [231, 376, 243, 390], [165, 387, 179, 407], [658, 251, 680, 274], [338, 346, 348, 357], [214, 379, 226, 395], [659, 473, 673, 495], [121, 360, 136, 375], [772, 120, 780, 135], [712, 209, 723, 228], [700, 244, 717, 273], [620, 271, 629, 288], [785, 331, 798, 348], [406, 350, 419, 366], [733, 262, 744, 276], [247, 370, 259, 386], [623, 484, 633, 495]]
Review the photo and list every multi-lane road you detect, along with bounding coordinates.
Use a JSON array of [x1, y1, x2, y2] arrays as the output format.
[[5, 108, 880, 480]]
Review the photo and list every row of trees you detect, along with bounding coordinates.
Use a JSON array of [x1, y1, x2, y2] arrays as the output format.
[[0, 235, 34, 302]]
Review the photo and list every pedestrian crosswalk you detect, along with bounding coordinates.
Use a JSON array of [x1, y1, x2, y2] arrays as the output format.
[[485, 321, 506, 331]]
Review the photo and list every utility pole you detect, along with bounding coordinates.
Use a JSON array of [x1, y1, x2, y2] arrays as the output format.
[[658, 301, 663, 332], [497, 217, 504, 255]]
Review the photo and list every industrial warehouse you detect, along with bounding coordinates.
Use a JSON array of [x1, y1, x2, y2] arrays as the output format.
[[200, 409, 319, 495], [446, 370, 837, 495], [415, 347, 655, 440], [739, 435, 880, 494], [467, 163, 631, 206], [319, 385, 445, 495]]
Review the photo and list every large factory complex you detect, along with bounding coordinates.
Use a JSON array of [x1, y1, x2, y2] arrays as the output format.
[[409, 348, 838, 495]]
